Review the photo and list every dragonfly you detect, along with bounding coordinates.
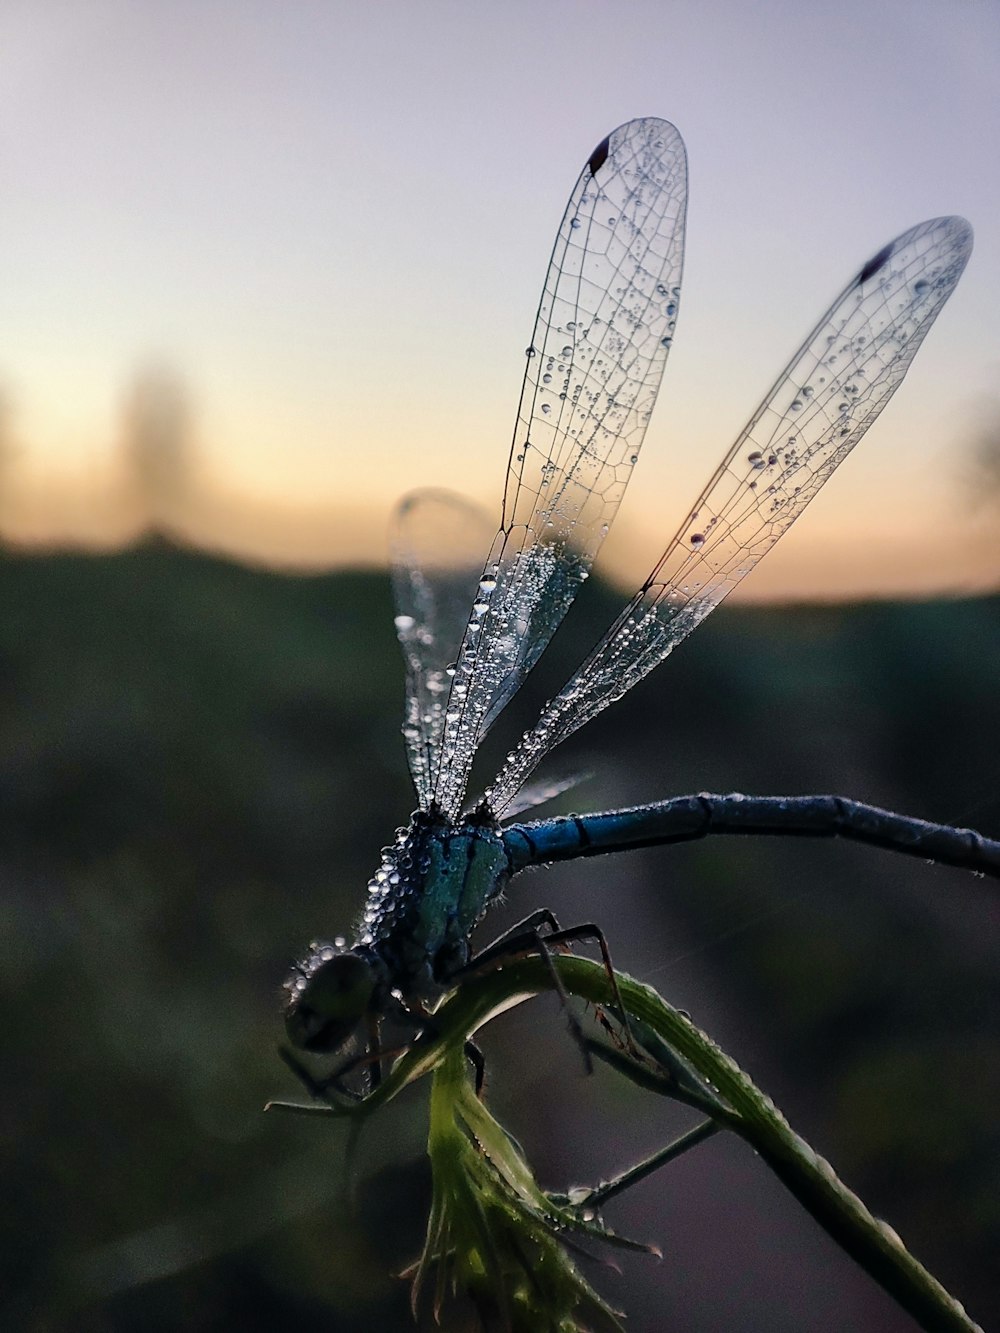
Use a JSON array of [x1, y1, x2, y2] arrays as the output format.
[[283, 117, 973, 1084]]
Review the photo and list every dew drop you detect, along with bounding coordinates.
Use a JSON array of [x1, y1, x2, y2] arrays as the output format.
[[914, 278, 929, 296], [689, 532, 705, 547], [541, 403, 552, 414], [525, 346, 536, 358]]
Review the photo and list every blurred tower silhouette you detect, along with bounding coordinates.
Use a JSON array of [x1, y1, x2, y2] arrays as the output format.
[[971, 409, 1000, 510], [121, 362, 195, 537], [0, 384, 18, 545], [964, 399, 1000, 585]]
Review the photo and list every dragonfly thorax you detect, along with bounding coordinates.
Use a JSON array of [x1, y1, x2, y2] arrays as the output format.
[[284, 806, 512, 1053], [359, 806, 512, 998]]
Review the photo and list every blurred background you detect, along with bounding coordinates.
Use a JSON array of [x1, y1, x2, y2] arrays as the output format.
[[1, 3, 998, 1331]]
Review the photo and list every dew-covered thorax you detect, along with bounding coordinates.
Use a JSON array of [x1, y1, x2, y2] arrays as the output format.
[[356, 805, 513, 1000]]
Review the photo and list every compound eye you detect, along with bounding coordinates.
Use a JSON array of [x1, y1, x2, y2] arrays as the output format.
[[284, 949, 376, 1053]]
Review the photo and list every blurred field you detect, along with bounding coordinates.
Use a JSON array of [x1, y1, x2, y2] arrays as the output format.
[[1, 542, 998, 1332]]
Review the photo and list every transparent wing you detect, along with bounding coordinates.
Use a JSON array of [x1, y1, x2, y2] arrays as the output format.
[[391, 490, 496, 806], [431, 118, 688, 817], [487, 215, 974, 813], [482, 771, 589, 821]]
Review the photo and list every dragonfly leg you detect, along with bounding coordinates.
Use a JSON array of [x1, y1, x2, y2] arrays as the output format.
[[463, 920, 594, 1069], [467, 907, 566, 970], [538, 920, 640, 1058], [459, 913, 639, 1070], [278, 1044, 363, 1105]]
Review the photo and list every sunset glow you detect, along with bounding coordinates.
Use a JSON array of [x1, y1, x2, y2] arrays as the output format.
[[0, 1, 997, 600]]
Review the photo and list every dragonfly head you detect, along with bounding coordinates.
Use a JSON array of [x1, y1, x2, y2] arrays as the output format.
[[283, 940, 380, 1053]]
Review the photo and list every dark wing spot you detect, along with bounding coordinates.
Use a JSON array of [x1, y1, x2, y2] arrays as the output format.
[[588, 135, 611, 177], [857, 241, 895, 286]]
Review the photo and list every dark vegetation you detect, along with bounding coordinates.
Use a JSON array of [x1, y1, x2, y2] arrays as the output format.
[[1, 541, 998, 1332]]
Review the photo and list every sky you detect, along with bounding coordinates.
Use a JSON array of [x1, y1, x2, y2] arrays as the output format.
[[0, 0, 997, 599]]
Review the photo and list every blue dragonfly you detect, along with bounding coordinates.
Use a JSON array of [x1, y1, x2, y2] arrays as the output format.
[[283, 118, 976, 1087]]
